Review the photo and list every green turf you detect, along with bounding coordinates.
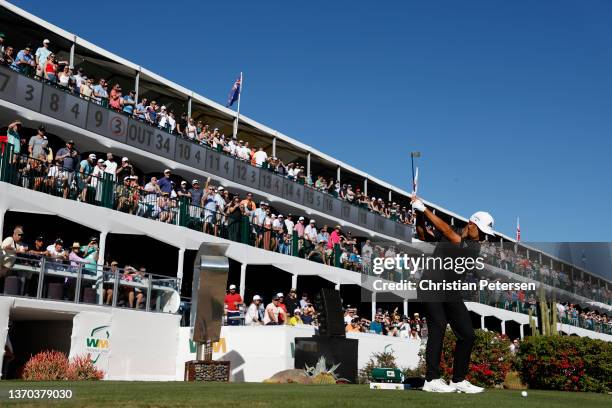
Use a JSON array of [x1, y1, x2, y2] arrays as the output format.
[[0, 381, 609, 408]]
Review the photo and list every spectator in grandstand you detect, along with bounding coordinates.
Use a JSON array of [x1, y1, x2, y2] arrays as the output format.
[[346, 317, 361, 333], [307, 240, 326, 264], [28, 126, 48, 160], [34, 39, 51, 78], [103, 153, 117, 180], [27, 235, 46, 258], [6, 120, 22, 159], [116, 157, 134, 181], [103, 261, 119, 305], [79, 77, 94, 100], [304, 219, 318, 252], [109, 84, 122, 111], [46, 238, 67, 262], [0, 32, 5, 56], [134, 267, 147, 309], [158, 169, 173, 194], [285, 288, 299, 315], [73, 67, 85, 91], [57, 65, 71, 89], [509, 338, 520, 354], [78, 153, 96, 202], [226, 195, 244, 242], [288, 309, 303, 326], [302, 301, 316, 325], [12, 46, 35, 75], [370, 314, 383, 334], [93, 79, 108, 105], [264, 294, 285, 325], [1, 226, 27, 277], [224, 284, 243, 326], [121, 90, 136, 115], [276, 293, 288, 324], [254, 147, 268, 167], [245, 295, 264, 325], [1, 45, 14, 66], [55, 139, 78, 198]]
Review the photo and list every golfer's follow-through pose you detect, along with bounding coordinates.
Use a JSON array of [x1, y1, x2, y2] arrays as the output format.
[[411, 196, 494, 393]]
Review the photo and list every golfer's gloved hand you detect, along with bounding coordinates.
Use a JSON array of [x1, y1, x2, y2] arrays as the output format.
[[411, 199, 426, 213]]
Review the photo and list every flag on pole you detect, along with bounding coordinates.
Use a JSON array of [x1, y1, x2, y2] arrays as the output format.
[[516, 217, 521, 242], [226, 75, 241, 108]]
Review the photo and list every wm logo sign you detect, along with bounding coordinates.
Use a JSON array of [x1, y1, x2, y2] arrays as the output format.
[[86, 338, 110, 349]]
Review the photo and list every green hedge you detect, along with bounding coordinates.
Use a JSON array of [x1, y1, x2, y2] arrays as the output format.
[[517, 336, 612, 392]]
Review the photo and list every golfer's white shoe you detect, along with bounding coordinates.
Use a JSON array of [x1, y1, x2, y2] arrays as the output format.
[[449, 380, 484, 393], [422, 378, 455, 393]]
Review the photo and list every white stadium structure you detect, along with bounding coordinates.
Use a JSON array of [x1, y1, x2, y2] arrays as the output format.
[[0, 1, 609, 382]]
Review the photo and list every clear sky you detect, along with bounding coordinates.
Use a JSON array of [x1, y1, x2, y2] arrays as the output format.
[[11, 0, 612, 242]]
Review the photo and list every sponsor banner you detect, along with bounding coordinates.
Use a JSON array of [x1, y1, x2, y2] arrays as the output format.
[[69, 312, 112, 377]]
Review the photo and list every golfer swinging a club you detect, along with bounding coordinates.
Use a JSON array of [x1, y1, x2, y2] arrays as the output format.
[[411, 195, 494, 393]]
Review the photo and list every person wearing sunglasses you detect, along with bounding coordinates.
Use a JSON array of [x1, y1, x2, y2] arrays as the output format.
[[1, 226, 27, 278]]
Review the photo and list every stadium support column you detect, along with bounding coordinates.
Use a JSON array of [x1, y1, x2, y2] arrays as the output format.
[[403, 300, 408, 317], [239, 263, 247, 299], [364, 179, 368, 196], [519, 324, 524, 339], [307, 153, 311, 180], [177, 247, 185, 291], [337, 166, 341, 184], [96, 231, 108, 305], [69, 39, 75, 68], [187, 96, 192, 118], [292, 274, 298, 290], [272, 137, 277, 158], [134, 71, 140, 105], [501, 320, 506, 335], [481, 315, 485, 330], [388, 191, 392, 202], [371, 292, 376, 321], [0, 206, 5, 238]]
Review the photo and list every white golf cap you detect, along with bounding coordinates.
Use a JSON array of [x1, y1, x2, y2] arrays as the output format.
[[298, 216, 304, 221], [310, 219, 316, 224], [253, 295, 261, 301], [43, 39, 50, 44], [218, 186, 224, 191], [469, 211, 495, 235], [122, 157, 129, 162], [229, 284, 236, 289], [294, 308, 301, 314], [276, 292, 284, 297], [88, 153, 96, 159]]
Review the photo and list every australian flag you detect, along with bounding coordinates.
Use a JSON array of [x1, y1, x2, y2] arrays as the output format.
[[226, 75, 241, 108]]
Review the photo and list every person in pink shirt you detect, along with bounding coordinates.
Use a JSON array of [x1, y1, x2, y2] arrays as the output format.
[[328, 225, 343, 250], [109, 84, 123, 111], [294, 216, 305, 238]]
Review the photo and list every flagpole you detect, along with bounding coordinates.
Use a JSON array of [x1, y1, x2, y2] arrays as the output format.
[[233, 72, 243, 139]]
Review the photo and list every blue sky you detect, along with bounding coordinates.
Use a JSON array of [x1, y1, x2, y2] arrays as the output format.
[[12, 0, 612, 242]]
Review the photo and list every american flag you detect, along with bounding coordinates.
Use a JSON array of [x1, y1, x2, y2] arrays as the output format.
[[516, 217, 521, 242], [226, 75, 241, 108]]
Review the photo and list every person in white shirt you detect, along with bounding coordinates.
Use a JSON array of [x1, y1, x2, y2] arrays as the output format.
[[1, 226, 27, 277], [245, 295, 264, 325], [304, 219, 318, 248], [228, 138, 237, 156], [284, 215, 295, 236], [254, 147, 268, 167], [167, 112, 176, 134], [46, 239, 67, 261], [213, 187, 226, 236], [104, 153, 118, 181]]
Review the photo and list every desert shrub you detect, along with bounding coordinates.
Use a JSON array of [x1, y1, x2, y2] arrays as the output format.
[[67, 354, 105, 380], [22, 351, 104, 381], [22, 350, 70, 381]]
